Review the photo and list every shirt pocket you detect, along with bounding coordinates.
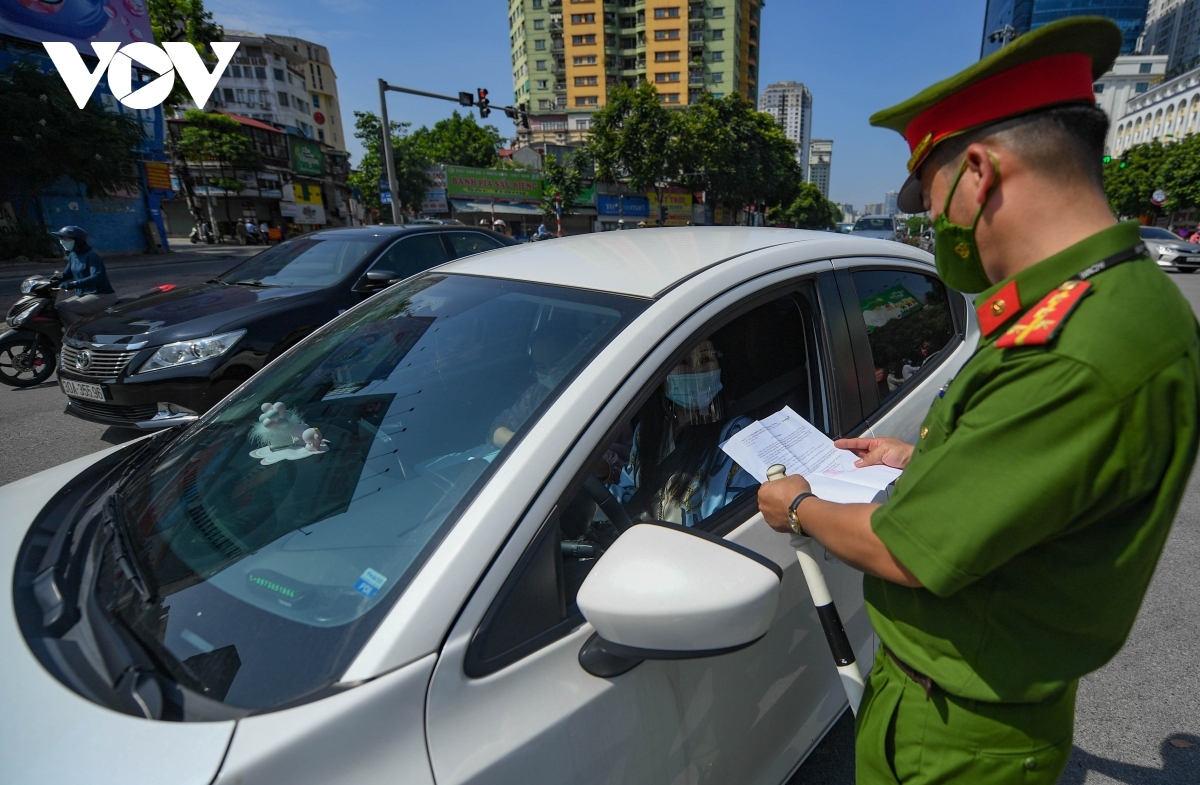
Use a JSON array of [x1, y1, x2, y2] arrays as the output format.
[[914, 396, 954, 454]]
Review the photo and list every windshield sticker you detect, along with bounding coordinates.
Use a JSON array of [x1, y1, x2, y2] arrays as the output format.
[[354, 568, 388, 599]]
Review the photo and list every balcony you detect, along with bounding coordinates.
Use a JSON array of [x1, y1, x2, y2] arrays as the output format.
[[689, 70, 704, 84], [552, 60, 566, 73], [689, 32, 705, 42], [552, 40, 565, 51]]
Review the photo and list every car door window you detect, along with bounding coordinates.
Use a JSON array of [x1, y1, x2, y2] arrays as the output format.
[[466, 286, 827, 676], [851, 269, 955, 411], [368, 233, 450, 280], [445, 231, 505, 259]]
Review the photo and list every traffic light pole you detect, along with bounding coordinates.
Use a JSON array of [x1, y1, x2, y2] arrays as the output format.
[[378, 79, 403, 226]]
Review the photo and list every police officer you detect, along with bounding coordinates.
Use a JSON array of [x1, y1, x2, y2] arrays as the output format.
[[758, 17, 1200, 784], [52, 225, 116, 327]]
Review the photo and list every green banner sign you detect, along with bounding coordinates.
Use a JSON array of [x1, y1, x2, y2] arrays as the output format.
[[290, 137, 325, 176], [445, 165, 542, 201], [860, 285, 922, 331]]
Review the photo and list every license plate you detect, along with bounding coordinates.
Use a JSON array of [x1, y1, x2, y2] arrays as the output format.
[[1188, 257, 1200, 263], [61, 379, 105, 402]]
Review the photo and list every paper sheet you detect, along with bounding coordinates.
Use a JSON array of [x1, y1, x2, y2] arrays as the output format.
[[720, 406, 901, 503]]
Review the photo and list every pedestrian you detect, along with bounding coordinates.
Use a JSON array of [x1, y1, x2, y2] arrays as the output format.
[[52, 226, 117, 328], [757, 18, 1200, 784], [1190, 227, 1200, 244], [244, 218, 259, 244], [259, 219, 270, 242], [492, 219, 510, 237]]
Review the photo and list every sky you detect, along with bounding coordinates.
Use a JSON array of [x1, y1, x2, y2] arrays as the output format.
[[207, 0, 988, 210]]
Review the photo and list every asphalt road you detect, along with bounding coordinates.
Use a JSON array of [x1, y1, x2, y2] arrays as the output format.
[[0, 251, 1196, 783]]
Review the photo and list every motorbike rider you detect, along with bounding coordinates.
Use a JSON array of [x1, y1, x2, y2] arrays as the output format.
[[52, 226, 116, 327]]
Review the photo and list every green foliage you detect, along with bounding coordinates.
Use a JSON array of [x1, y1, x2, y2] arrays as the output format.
[[176, 109, 263, 184], [148, 0, 223, 111], [865, 288, 953, 376], [540, 150, 590, 218], [771, 181, 841, 230], [0, 63, 144, 210], [1104, 140, 1168, 219], [346, 111, 432, 217], [0, 217, 59, 261], [905, 215, 932, 236], [587, 82, 682, 193], [409, 111, 504, 169]]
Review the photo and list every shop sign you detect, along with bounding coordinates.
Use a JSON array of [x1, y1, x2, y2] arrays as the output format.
[[422, 189, 448, 213], [294, 183, 323, 205], [143, 161, 173, 192], [597, 195, 649, 217], [647, 188, 693, 225], [290, 137, 325, 175], [445, 165, 542, 201], [280, 201, 326, 224]]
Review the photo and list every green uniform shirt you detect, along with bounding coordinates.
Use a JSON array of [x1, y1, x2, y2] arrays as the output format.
[[866, 221, 1200, 703]]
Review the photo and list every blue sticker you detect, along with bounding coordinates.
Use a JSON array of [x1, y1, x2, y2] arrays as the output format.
[[354, 568, 387, 599]]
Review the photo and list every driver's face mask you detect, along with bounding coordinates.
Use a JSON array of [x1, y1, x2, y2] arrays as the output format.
[[60, 239, 76, 253]]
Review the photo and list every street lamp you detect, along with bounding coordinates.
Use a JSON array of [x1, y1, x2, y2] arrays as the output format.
[[988, 24, 1019, 49]]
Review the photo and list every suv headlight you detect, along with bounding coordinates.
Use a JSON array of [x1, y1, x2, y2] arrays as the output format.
[[138, 330, 246, 374]]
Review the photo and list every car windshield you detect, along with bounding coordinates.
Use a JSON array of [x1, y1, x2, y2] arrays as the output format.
[[112, 273, 644, 711], [1140, 227, 1182, 241], [855, 217, 894, 231], [219, 235, 383, 287]]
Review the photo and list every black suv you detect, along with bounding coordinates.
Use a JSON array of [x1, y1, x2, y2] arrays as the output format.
[[58, 225, 515, 428]]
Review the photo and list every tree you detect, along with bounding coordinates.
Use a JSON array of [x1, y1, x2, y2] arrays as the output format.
[[175, 110, 262, 227], [540, 150, 590, 222], [409, 111, 504, 169], [346, 111, 432, 219], [905, 215, 932, 236], [1162, 132, 1200, 217], [1104, 140, 1169, 220], [771, 182, 841, 230], [587, 82, 682, 194], [148, 0, 224, 112], [679, 93, 802, 216], [0, 63, 144, 257]]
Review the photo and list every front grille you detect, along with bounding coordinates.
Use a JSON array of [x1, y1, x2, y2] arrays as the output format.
[[67, 399, 158, 422], [60, 345, 138, 378]]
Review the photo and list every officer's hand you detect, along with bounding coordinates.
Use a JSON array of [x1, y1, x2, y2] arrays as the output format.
[[834, 437, 914, 470], [758, 474, 811, 533], [492, 426, 515, 448]]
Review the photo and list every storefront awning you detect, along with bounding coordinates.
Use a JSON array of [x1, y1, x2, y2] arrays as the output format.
[[450, 199, 544, 216]]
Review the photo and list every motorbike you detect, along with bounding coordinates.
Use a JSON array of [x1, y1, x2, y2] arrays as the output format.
[[0, 274, 64, 387]]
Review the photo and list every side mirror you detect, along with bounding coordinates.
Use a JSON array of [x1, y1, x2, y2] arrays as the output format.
[[353, 269, 400, 293], [577, 524, 781, 667]]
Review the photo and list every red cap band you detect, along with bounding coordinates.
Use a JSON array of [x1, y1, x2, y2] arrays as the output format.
[[905, 53, 1096, 172]]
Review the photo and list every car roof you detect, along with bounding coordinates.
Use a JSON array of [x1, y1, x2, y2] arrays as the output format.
[[436, 226, 930, 298], [304, 225, 497, 240]]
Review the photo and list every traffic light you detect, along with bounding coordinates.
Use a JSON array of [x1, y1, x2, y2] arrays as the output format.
[[660, 204, 669, 225], [477, 88, 490, 118], [458, 91, 474, 107], [1103, 155, 1112, 164], [519, 101, 530, 130]]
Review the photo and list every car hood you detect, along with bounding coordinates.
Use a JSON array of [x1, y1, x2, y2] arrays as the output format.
[[71, 282, 322, 346], [0, 448, 235, 784]]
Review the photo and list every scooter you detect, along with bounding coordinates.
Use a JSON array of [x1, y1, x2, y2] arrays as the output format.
[[0, 274, 64, 387]]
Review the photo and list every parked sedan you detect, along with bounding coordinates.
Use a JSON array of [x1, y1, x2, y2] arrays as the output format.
[[4, 228, 976, 785], [56, 225, 515, 429], [850, 215, 899, 241], [1139, 225, 1200, 273]]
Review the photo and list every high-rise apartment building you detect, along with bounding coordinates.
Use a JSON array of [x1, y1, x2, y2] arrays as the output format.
[[884, 190, 899, 216], [809, 138, 832, 198], [760, 81, 811, 179], [1142, 0, 1200, 71], [510, 0, 763, 147], [980, 1, 1149, 58], [269, 36, 346, 152]]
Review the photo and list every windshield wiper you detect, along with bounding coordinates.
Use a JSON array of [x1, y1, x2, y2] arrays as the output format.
[[232, 279, 271, 288], [206, 278, 230, 285], [105, 495, 154, 603]]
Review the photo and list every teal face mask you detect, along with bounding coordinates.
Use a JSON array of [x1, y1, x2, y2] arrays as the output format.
[[932, 156, 998, 293], [60, 239, 76, 253], [665, 369, 723, 410]]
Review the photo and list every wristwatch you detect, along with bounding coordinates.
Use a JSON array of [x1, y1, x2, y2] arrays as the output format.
[[787, 492, 816, 535]]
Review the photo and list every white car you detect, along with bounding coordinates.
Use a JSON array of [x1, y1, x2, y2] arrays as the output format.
[[2, 228, 977, 785], [850, 216, 899, 241]]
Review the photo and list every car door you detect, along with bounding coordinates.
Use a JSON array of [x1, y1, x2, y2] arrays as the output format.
[[352, 232, 452, 297], [424, 262, 874, 785], [443, 229, 508, 260]]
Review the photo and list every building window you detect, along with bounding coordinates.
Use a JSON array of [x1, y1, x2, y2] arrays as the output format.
[[1093, 83, 1104, 93], [711, 6, 724, 16], [1136, 82, 1149, 93], [572, 34, 597, 44], [1140, 62, 1153, 74], [533, 0, 542, 7], [575, 95, 598, 106], [536, 39, 546, 49], [576, 119, 591, 129], [536, 79, 548, 89], [230, 65, 242, 77], [318, 129, 325, 141], [711, 28, 724, 39], [655, 50, 680, 61], [539, 99, 553, 109], [260, 90, 270, 104], [235, 88, 246, 103], [654, 29, 680, 40], [655, 72, 680, 82], [273, 68, 284, 81], [711, 51, 723, 61], [536, 59, 547, 70], [255, 66, 267, 79], [653, 6, 680, 18], [312, 94, 320, 108], [571, 13, 595, 23], [573, 55, 598, 65], [659, 92, 680, 103], [575, 75, 598, 86], [223, 87, 234, 102], [711, 72, 723, 83]]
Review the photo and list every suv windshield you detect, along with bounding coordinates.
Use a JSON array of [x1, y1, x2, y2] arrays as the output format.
[[220, 235, 383, 287], [113, 273, 643, 711], [1140, 227, 1181, 241], [854, 217, 894, 232]]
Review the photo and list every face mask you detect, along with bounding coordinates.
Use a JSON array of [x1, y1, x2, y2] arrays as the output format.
[[665, 369, 723, 410], [536, 371, 560, 389], [932, 155, 998, 293], [60, 239, 76, 252]]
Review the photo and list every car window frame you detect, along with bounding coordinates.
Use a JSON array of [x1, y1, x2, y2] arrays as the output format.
[[836, 258, 968, 432], [444, 230, 508, 260], [463, 270, 844, 678], [363, 230, 452, 280]]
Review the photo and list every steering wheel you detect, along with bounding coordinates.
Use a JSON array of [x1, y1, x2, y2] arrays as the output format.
[[582, 475, 634, 533]]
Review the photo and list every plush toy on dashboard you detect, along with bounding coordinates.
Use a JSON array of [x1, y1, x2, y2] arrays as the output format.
[[250, 402, 307, 449]]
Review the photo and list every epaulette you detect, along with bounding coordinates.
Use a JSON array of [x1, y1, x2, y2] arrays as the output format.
[[995, 280, 1091, 349]]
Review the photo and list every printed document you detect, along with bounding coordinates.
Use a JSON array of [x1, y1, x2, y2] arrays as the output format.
[[720, 406, 901, 504]]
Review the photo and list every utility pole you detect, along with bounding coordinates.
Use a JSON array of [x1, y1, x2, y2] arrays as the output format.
[[378, 78, 403, 226]]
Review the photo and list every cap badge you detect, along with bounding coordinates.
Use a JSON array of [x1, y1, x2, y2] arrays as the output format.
[[907, 132, 933, 173]]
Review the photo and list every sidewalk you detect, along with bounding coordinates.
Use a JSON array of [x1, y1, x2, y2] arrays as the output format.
[[0, 240, 260, 281]]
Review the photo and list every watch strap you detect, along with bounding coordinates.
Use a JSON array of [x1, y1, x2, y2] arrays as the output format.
[[787, 492, 816, 535]]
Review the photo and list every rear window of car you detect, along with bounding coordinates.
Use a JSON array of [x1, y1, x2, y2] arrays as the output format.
[[220, 236, 381, 287], [854, 217, 894, 232]]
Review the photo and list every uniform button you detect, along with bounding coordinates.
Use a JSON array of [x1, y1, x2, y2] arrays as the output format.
[[991, 299, 1006, 316], [1024, 757, 1038, 771], [920, 427, 929, 439]]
